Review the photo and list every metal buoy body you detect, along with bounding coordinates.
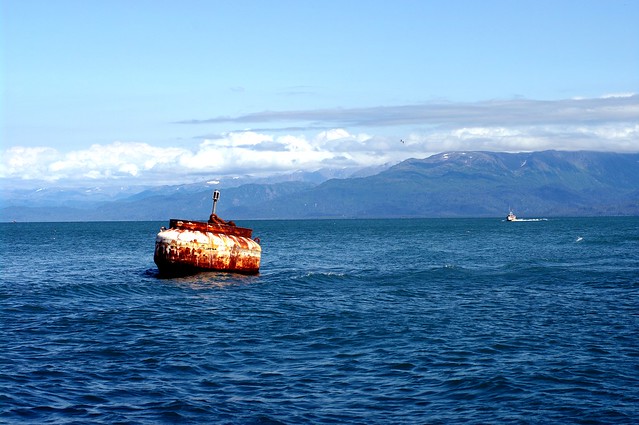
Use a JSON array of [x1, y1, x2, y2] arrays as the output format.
[[154, 191, 261, 276]]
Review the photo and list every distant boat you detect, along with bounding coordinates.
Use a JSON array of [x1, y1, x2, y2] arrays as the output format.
[[154, 190, 261, 276], [506, 211, 517, 221]]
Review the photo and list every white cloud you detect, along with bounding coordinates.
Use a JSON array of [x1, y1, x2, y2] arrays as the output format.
[[406, 123, 639, 154], [179, 95, 639, 128], [2, 123, 637, 186], [2, 146, 59, 179], [601, 93, 636, 99], [0, 132, 357, 184], [1, 142, 191, 183], [2, 96, 638, 187]]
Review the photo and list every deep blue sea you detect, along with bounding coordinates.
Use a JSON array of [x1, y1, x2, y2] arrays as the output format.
[[1, 217, 638, 424]]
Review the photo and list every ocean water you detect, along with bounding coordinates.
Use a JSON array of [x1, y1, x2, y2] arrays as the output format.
[[1, 217, 638, 424]]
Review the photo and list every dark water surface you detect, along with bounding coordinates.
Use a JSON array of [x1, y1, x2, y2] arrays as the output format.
[[1, 218, 638, 424]]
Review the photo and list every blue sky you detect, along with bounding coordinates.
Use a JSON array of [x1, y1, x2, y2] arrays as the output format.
[[2, 0, 638, 187]]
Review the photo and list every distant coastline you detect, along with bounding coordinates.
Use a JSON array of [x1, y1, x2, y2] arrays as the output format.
[[2, 151, 638, 222]]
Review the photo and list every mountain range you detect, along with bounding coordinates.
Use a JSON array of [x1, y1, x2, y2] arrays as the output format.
[[2, 150, 638, 222]]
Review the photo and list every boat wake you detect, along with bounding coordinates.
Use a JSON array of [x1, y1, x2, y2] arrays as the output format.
[[505, 210, 547, 222]]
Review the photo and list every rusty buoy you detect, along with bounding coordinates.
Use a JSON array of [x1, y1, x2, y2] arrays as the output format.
[[154, 190, 261, 276]]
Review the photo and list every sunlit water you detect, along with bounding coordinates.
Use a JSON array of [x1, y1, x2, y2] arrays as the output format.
[[1, 218, 638, 424]]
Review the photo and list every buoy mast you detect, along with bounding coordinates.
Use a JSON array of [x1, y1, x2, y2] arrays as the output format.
[[212, 189, 220, 215]]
